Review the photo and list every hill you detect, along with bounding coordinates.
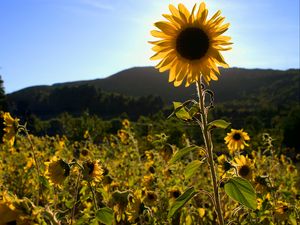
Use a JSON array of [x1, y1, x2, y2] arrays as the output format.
[[6, 67, 300, 120]]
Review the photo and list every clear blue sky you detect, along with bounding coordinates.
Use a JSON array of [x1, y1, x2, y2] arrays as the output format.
[[0, 0, 299, 93]]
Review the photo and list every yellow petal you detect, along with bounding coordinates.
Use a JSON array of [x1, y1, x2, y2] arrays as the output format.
[[174, 79, 184, 87], [150, 30, 171, 38], [189, 4, 197, 23], [150, 50, 171, 60], [178, 3, 190, 21], [154, 21, 177, 35], [169, 4, 180, 18], [196, 2, 206, 20], [168, 62, 181, 82]]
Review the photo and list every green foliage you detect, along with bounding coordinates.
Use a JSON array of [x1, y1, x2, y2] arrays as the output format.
[[208, 119, 231, 130], [224, 177, 257, 210], [168, 146, 199, 165], [184, 160, 202, 180], [168, 187, 197, 218], [0, 76, 7, 111], [95, 207, 114, 225]]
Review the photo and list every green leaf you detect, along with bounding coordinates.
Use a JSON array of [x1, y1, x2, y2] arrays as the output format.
[[224, 177, 257, 210], [184, 160, 202, 180], [169, 101, 192, 121], [175, 108, 191, 121], [168, 187, 197, 218], [95, 207, 114, 225], [173, 101, 183, 110], [188, 104, 199, 117], [168, 146, 199, 165], [208, 119, 231, 130], [38, 175, 50, 189]]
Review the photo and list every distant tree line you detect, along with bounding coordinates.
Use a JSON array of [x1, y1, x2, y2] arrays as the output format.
[[8, 84, 164, 120]]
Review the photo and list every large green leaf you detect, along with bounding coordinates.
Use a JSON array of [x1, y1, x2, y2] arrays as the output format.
[[184, 160, 202, 180], [208, 119, 231, 130], [224, 177, 257, 210], [170, 102, 192, 121], [95, 207, 114, 225], [168, 146, 199, 165], [168, 187, 197, 218]]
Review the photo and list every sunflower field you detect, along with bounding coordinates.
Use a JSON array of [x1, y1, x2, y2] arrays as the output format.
[[0, 110, 299, 224]]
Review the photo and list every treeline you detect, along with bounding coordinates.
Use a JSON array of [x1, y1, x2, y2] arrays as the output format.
[[8, 84, 164, 120]]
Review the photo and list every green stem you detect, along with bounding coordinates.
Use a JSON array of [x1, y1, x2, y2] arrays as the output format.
[[71, 172, 81, 225], [196, 80, 224, 225], [88, 180, 98, 211], [23, 127, 41, 206]]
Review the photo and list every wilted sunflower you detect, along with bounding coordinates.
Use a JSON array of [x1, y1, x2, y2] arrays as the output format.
[[150, 2, 232, 87], [224, 129, 250, 153], [45, 157, 70, 186], [83, 160, 104, 182], [233, 155, 254, 180], [2, 112, 19, 147]]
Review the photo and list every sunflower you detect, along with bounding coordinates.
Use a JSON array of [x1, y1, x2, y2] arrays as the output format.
[[126, 191, 143, 223], [224, 129, 250, 154], [45, 157, 70, 186], [168, 187, 182, 199], [2, 112, 19, 147], [122, 119, 130, 129], [274, 201, 289, 222], [142, 190, 158, 206], [233, 155, 254, 180], [0, 192, 31, 225], [83, 160, 104, 182], [217, 154, 232, 177], [150, 2, 232, 87]]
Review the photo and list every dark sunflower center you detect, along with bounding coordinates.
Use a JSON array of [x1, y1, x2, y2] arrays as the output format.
[[172, 190, 181, 198], [233, 133, 241, 141], [176, 27, 210, 60], [87, 162, 95, 174], [239, 165, 250, 177]]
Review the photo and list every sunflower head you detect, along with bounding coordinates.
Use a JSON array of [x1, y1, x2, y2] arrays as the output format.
[[1, 112, 20, 147], [224, 129, 250, 154], [142, 190, 158, 206], [126, 191, 143, 223], [168, 187, 182, 199], [233, 155, 254, 180], [45, 157, 70, 186], [150, 2, 232, 87], [217, 154, 232, 177], [274, 201, 289, 221], [83, 160, 104, 182], [122, 119, 130, 129]]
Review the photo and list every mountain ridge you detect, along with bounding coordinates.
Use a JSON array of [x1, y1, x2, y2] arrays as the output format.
[[9, 66, 299, 104]]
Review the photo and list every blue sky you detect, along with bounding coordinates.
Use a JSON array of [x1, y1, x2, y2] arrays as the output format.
[[0, 0, 299, 93]]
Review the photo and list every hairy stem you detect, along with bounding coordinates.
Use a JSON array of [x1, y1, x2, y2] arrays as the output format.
[[196, 80, 224, 225]]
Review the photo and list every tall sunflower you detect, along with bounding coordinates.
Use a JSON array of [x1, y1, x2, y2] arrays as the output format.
[[150, 2, 232, 87], [224, 129, 250, 154]]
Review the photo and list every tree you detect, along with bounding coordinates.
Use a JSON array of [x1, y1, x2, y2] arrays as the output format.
[[0, 75, 7, 111]]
